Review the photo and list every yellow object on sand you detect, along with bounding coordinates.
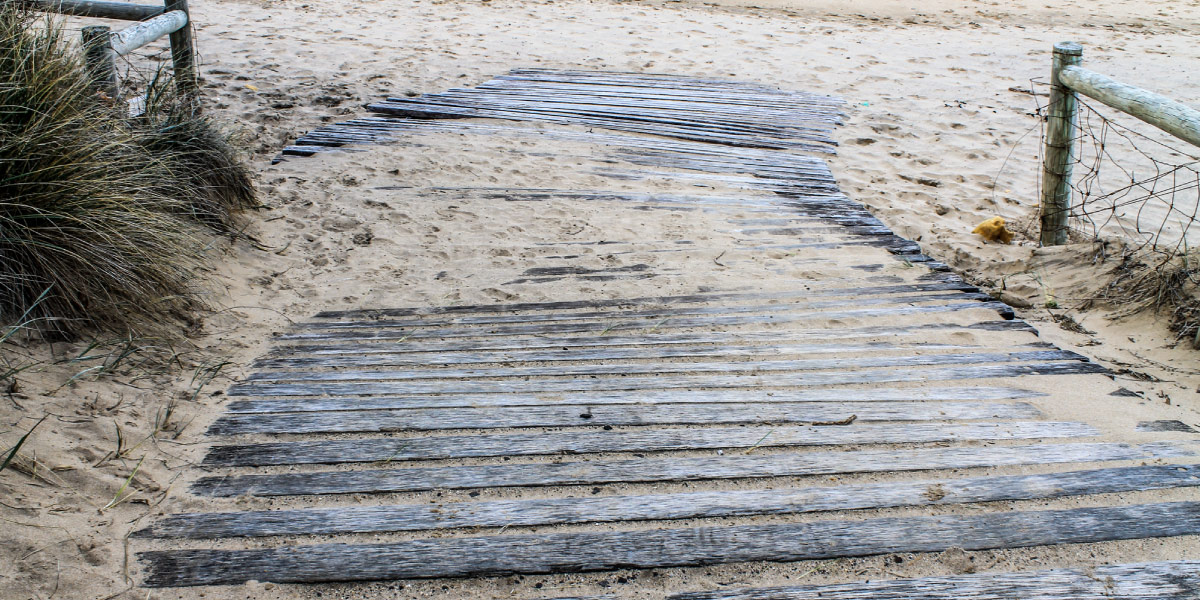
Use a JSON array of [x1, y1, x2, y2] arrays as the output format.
[[972, 216, 1013, 244]]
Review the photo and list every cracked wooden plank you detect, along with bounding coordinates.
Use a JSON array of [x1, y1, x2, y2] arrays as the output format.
[[250, 341, 979, 370], [190, 442, 1193, 497], [665, 561, 1200, 600], [226, 361, 1107, 398], [206, 400, 1041, 435], [237, 350, 1084, 384], [138, 464, 1200, 539], [224, 385, 1042, 415], [138, 501, 1200, 586], [201, 421, 1099, 467], [266, 321, 1034, 359], [276, 301, 1014, 342], [300, 284, 983, 330]]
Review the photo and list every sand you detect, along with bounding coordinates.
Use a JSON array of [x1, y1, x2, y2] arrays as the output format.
[[2, 0, 1199, 598]]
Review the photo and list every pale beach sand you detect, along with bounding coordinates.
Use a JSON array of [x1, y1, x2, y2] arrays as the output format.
[[2, 0, 1199, 598]]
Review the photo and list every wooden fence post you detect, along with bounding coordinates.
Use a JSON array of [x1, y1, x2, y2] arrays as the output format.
[[81, 24, 118, 100], [1039, 41, 1083, 246], [164, 0, 199, 108]]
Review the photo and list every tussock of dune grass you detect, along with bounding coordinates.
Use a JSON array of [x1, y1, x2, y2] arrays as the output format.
[[0, 5, 253, 338], [134, 74, 257, 233]]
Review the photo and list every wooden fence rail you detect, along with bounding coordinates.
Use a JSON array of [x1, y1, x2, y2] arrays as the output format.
[[24, 0, 198, 107], [1040, 41, 1200, 245]]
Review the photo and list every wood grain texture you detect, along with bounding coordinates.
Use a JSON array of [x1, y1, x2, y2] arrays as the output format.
[[224, 386, 1043, 415], [238, 350, 1082, 385], [298, 286, 985, 331], [226, 361, 1107, 398], [266, 321, 1033, 359], [138, 501, 1200, 586], [206, 401, 1041, 435], [138, 464, 1200, 538], [190, 442, 1193, 497], [666, 561, 1200, 600], [201, 421, 1099, 467], [251, 341, 977, 370], [275, 301, 1012, 342]]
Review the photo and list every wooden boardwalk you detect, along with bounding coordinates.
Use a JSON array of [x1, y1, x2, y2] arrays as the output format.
[[136, 71, 1200, 596]]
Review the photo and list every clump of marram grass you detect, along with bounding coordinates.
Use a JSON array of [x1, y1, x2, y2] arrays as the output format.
[[1096, 245, 1200, 348], [0, 6, 253, 338], [132, 73, 257, 233]]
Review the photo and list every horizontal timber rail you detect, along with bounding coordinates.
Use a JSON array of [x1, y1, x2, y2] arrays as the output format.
[[1040, 41, 1200, 245], [26, 0, 198, 106], [21, 0, 163, 19]]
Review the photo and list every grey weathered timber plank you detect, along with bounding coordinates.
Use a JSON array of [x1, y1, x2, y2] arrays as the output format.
[[368, 101, 833, 152], [276, 301, 1014, 342], [224, 386, 1042, 415], [295, 290, 991, 336], [307, 285, 927, 320], [201, 421, 1098, 467], [267, 321, 1033, 358], [666, 561, 1200, 600], [206, 401, 1041, 435], [1138, 420, 1199, 433], [251, 341, 976, 370], [491, 74, 841, 106], [377, 95, 832, 139], [427, 87, 833, 120], [138, 501, 1200, 587], [226, 361, 1107, 398], [302, 283, 981, 329], [138, 465, 1200, 539], [494, 72, 836, 98], [238, 350, 1084, 384], [190, 442, 1193, 497]]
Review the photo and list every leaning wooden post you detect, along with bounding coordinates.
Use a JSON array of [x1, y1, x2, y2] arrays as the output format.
[[164, 0, 199, 109], [81, 25, 118, 100], [1039, 41, 1083, 246]]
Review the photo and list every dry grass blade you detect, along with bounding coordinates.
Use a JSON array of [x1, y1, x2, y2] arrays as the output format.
[[1, 414, 47, 472], [102, 455, 145, 510]]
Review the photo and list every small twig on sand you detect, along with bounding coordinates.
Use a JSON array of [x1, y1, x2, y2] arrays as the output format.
[[810, 414, 858, 426]]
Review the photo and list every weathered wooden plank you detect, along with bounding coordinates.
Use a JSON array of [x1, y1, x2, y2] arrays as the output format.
[[383, 92, 834, 133], [666, 561, 1200, 600], [201, 421, 1098, 467], [302, 283, 981, 329], [238, 350, 1083, 385], [267, 321, 1033, 358], [309, 286, 904, 319], [224, 386, 1042, 415], [138, 501, 1200, 587], [368, 101, 833, 152], [226, 361, 1107, 398], [206, 401, 1041, 435], [277, 301, 1014, 342], [190, 442, 1193, 497], [425, 88, 834, 123], [138, 465, 1200, 539], [251, 341, 977, 370], [1138, 420, 1199, 433], [374, 96, 835, 141], [27, 0, 165, 20], [309, 291, 991, 333]]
